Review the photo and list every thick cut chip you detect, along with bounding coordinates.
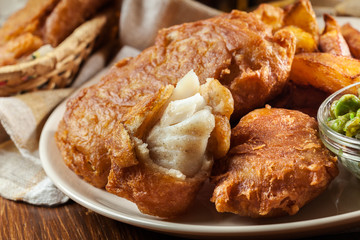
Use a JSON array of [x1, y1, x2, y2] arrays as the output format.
[[319, 14, 351, 57], [290, 52, 360, 94], [341, 23, 360, 59], [283, 0, 319, 43], [281, 25, 317, 53], [252, 4, 284, 31]]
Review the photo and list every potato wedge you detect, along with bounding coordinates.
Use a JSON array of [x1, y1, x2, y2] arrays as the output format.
[[319, 14, 351, 57], [290, 52, 360, 93], [283, 0, 319, 43], [341, 23, 360, 59], [281, 25, 317, 53], [252, 4, 284, 31]]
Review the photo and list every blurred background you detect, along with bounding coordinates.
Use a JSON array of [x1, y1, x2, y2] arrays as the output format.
[[196, 0, 354, 16], [1, 0, 359, 26]]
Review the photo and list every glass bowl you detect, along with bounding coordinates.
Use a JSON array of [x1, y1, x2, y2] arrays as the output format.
[[318, 82, 360, 180]]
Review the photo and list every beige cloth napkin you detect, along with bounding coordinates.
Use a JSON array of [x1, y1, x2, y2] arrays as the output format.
[[0, 89, 73, 205], [335, 0, 360, 17], [0, 0, 219, 205]]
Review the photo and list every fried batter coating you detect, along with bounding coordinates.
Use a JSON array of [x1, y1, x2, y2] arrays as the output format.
[[105, 73, 233, 218], [151, 9, 295, 119], [211, 107, 338, 218], [57, 70, 233, 217], [55, 10, 295, 188], [55, 10, 295, 217]]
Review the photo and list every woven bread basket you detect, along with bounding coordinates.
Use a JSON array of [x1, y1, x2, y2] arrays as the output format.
[[0, 12, 109, 97]]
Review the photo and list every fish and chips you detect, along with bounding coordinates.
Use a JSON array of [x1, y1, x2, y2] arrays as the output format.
[[49, 0, 360, 218]]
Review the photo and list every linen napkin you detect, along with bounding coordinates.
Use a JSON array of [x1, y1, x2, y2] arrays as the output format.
[[0, 44, 115, 205], [0, 89, 73, 205], [0, 0, 220, 205], [335, 0, 360, 17]]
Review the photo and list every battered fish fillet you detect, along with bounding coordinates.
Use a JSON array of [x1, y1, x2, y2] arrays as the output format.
[[104, 71, 233, 218], [211, 107, 338, 218], [55, 10, 295, 217], [58, 70, 233, 218], [55, 10, 295, 188]]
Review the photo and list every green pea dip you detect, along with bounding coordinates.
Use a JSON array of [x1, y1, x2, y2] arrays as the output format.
[[328, 92, 360, 138]]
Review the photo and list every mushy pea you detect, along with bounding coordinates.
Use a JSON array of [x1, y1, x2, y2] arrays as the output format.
[[328, 93, 360, 138]]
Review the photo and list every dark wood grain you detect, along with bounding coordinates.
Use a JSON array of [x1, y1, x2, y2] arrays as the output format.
[[1, 195, 360, 240], [0, 196, 185, 240]]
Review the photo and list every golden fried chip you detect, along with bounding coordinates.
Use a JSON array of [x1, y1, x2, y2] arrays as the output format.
[[341, 23, 360, 59], [320, 14, 351, 56], [290, 52, 360, 93]]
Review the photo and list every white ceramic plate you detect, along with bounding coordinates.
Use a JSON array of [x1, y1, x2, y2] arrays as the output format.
[[40, 17, 360, 238]]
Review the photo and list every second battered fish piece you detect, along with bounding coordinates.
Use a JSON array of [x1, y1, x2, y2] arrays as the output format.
[[211, 107, 338, 218]]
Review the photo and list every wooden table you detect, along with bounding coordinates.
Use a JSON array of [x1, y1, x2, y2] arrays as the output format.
[[1, 196, 360, 240], [0, 197, 184, 240]]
